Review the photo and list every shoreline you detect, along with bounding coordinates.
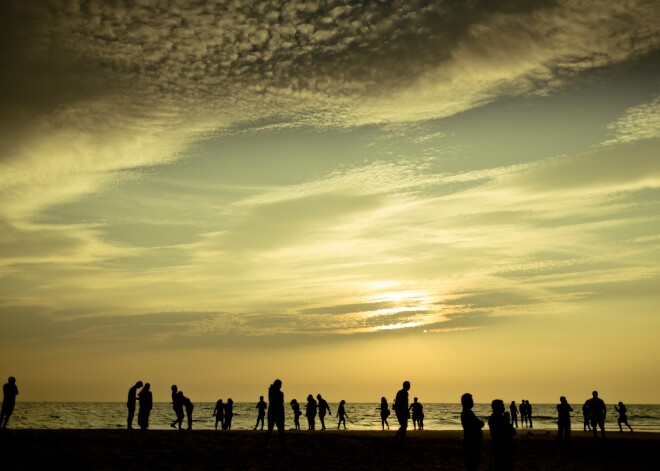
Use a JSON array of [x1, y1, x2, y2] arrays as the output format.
[[1, 429, 658, 470]]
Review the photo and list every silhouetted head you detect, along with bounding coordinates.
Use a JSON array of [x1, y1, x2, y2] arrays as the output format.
[[307, 394, 313, 401], [290, 399, 297, 405], [560, 396, 567, 404], [8, 376, 16, 384], [227, 398, 233, 404], [177, 391, 184, 398], [171, 385, 178, 393], [619, 401, 624, 406], [273, 379, 282, 389], [381, 396, 387, 403], [491, 399, 505, 414], [414, 397, 418, 402], [511, 401, 515, 405], [135, 381, 144, 388], [461, 393, 474, 409], [592, 391, 599, 398], [260, 395, 264, 400], [317, 394, 322, 400], [143, 383, 150, 391], [403, 381, 410, 390], [340, 400, 345, 406], [218, 399, 223, 404]]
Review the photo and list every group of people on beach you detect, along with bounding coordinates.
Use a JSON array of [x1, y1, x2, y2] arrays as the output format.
[[508, 399, 533, 428]]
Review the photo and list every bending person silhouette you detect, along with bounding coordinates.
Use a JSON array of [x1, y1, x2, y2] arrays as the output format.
[[557, 396, 573, 442], [137, 383, 152, 430], [305, 394, 317, 430], [393, 381, 411, 444], [317, 394, 331, 430], [170, 385, 184, 429], [461, 393, 484, 471], [488, 399, 516, 471], [254, 395, 267, 430], [337, 400, 348, 429], [0, 377, 19, 429], [290, 399, 302, 430], [377, 397, 390, 430], [614, 402, 633, 432], [126, 381, 143, 430], [183, 393, 194, 430], [587, 391, 606, 438], [264, 379, 285, 450]]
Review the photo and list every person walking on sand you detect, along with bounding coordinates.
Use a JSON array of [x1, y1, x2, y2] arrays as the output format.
[[254, 395, 268, 431], [317, 394, 331, 430], [509, 401, 519, 428], [393, 381, 411, 444], [461, 393, 484, 471], [587, 390, 606, 438], [213, 399, 224, 430], [488, 399, 516, 471], [137, 383, 153, 430], [377, 397, 391, 430], [0, 376, 19, 429], [264, 379, 285, 450], [305, 394, 317, 430], [224, 398, 234, 430], [557, 396, 573, 442], [337, 400, 348, 429], [409, 397, 424, 430], [614, 402, 633, 432], [126, 381, 143, 430], [290, 399, 302, 430]]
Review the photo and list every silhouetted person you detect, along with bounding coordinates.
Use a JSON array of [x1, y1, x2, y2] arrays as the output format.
[[254, 395, 267, 430], [377, 397, 390, 430], [224, 398, 234, 430], [305, 394, 317, 430], [461, 393, 484, 471], [213, 399, 224, 430], [409, 397, 424, 430], [614, 402, 633, 432], [317, 394, 331, 430], [170, 385, 183, 429], [557, 396, 573, 442], [0, 377, 19, 429], [587, 391, 606, 438], [393, 381, 411, 444], [183, 394, 194, 430], [582, 400, 591, 431], [126, 381, 143, 430], [520, 399, 528, 427], [264, 379, 285, 450], [526, 400, 533, 428], [488, 399, 515, 471], [137, 382, 152, 430], [337, 400, 348, 429], [290, 399, 302, 430], [509, 401, 518, 428]]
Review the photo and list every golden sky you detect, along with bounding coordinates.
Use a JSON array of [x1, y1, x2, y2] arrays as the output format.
[[1, 0, 659, 403]]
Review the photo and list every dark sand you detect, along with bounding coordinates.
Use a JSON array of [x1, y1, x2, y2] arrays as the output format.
[[1, 429, 658, 470]]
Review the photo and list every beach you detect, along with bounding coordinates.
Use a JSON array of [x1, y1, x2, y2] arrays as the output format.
[[0, 429, 657, 470]]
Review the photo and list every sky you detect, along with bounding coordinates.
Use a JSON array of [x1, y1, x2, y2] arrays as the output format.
[[1, 0, 659, 404]]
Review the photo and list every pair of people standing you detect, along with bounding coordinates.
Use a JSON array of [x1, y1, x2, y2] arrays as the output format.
[[170, 385, 194, 430], [212, 397, 233, 430], [305, 393, 331, 430], [126, 381, 152, 430]]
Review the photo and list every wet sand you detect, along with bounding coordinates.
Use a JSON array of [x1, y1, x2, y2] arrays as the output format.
[[0, 429, 657, 470]]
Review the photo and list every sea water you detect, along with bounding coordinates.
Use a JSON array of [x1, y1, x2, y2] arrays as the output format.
[[7, 402, 660, 432]]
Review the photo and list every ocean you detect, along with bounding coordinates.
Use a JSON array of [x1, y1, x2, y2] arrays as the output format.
[[7, 402, 660, 432]]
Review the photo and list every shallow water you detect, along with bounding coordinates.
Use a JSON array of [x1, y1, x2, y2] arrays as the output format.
[[8, 402, 660, 432]]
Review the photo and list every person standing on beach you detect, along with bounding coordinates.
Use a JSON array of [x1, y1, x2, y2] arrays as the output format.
[[393, 381, 411, 443], [137, 382, 153, 430], [305, 394, 317, 430], [461, 393, 484, 471], [213, 399, 224, 430], [254, 395, 267, 430], [224, 398, 234, 430], [264, 379, 285, 450], [525, 400, 533, 428], [509, 401, 519, 428], [317, 394, 331, 430], [582, 400, 591, 431], [587, 391, 606, 438], [290, 399, 302, 430], [0, 376, 19, 429], [520, 400, 528, 427], [557, 396, 573, 442], [488, 399, 516, 471], [126, 381, 143, 430], [170, 385, 183, 429], [377, 397, 390, 430], [337, 400, 348, 429], [409, 397, 424, 430], [614, 402, 633, 432]]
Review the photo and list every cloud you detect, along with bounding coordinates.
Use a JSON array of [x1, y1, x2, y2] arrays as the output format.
[[604, 95, 660, 144]]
